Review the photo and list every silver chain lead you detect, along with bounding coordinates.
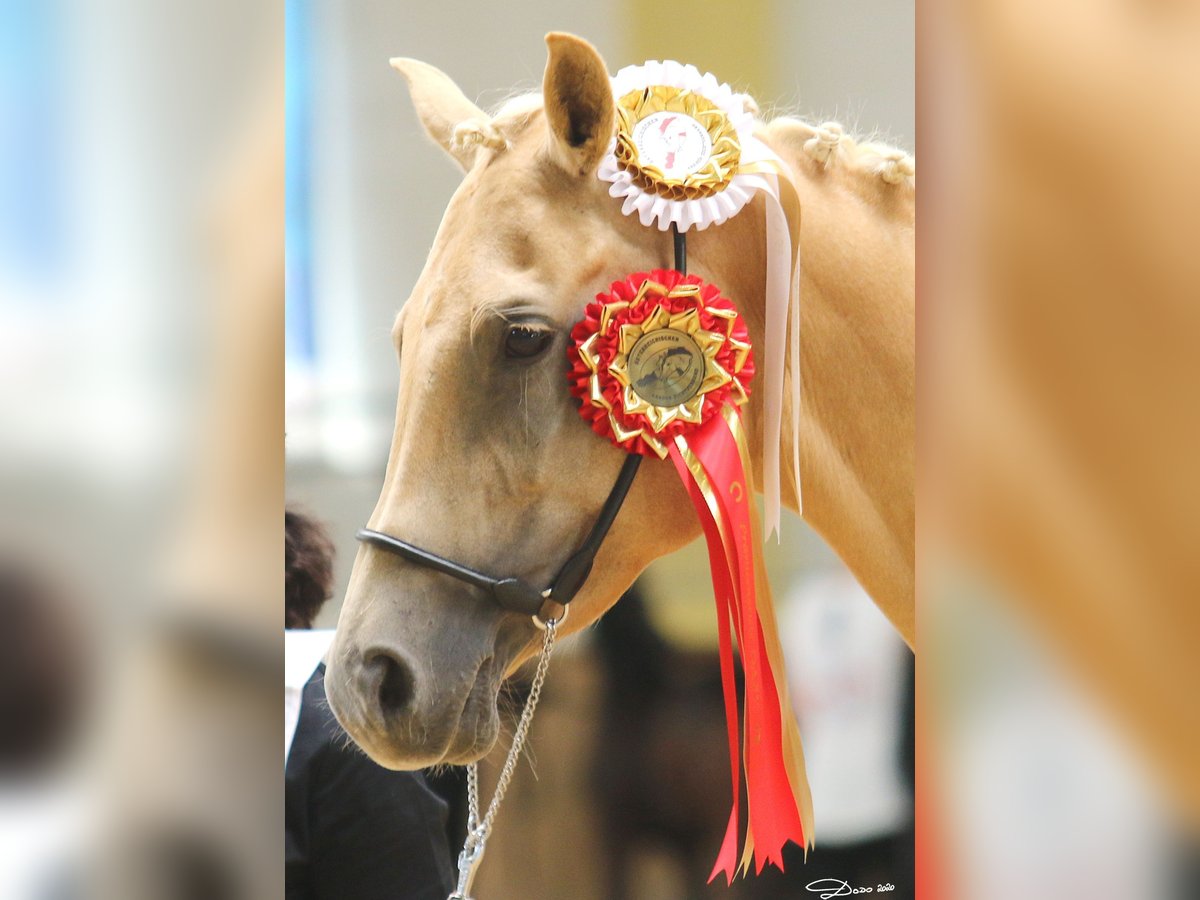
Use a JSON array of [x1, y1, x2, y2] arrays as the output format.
[[447, 619, 558, 900]]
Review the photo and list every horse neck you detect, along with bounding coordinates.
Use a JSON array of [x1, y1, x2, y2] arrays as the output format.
[[706, 124, 915, 644]]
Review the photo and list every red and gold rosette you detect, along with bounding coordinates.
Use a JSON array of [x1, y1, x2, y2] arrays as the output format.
[[569, 271, 813, 881], [569, 269, 752, 458]]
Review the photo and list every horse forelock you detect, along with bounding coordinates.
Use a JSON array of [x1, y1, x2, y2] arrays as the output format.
[[490, 91, 545, 133]]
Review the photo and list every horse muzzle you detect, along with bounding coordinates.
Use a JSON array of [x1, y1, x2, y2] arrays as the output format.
[[323, 554, 538, 769], [324, 636, 503, 769]]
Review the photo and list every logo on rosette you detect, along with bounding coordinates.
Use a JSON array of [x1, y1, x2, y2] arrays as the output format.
[[628, 329, 705, 407], [613, 86, 741, 201], [630, 111, 713, 180]]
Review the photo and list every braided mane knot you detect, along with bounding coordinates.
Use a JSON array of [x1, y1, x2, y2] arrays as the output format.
[[451, 119, 509, 155], [804, 122, 844, 166], [876, 149, 915, 185]]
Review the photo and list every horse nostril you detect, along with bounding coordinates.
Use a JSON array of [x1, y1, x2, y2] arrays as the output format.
[[366, 649, 415, 717]]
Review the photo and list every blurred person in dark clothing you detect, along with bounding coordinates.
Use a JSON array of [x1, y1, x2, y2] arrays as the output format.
[[0, 562, 89, 899], [285, 510, 455, 899], [0, 564, 87, 778]]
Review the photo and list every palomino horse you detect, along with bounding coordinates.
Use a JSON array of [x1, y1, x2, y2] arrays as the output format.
[[326, 33, 913, 775]]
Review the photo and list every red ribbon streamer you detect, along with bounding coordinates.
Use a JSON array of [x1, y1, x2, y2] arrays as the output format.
[[668, 440, 743, 883], [671, 412, 806, 879]]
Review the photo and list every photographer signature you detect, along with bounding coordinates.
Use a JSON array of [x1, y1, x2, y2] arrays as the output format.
[[806, 878, 895, 898]]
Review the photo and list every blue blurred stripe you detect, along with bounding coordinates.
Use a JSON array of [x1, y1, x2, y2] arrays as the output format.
[[285, 0, 315, 364], [0, 0, 67, 294]]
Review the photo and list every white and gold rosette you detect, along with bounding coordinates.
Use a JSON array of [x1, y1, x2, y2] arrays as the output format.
[[599, 61, 783, 233]]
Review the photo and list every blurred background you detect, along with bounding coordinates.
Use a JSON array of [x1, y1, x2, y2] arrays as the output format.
[[921, 0, 1200, 897], [2, 0, 1196, 898], [284, 1, 914, 898], [1, 0, 283, 896]]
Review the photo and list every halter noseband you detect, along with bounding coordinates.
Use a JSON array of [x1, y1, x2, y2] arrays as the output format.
[[356, 453, 642, 626]]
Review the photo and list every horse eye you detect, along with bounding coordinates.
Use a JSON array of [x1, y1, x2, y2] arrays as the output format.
[[504, 325, 552, 359]]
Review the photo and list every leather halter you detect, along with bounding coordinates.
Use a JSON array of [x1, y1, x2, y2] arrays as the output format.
[[357, 453, 641, 625], [357, 227, 686, 626]]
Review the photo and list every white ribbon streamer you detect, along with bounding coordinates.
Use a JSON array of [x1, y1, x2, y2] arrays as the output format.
[[739, 164, 803, 536], [762, 178, 792, 535]]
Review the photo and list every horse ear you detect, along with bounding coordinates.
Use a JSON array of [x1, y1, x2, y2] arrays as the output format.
[[389, 57, 491, 171], [542, 33, 614, 176]]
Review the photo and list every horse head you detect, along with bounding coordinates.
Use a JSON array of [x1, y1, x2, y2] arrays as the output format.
[[324, 35, 756, 768], [325, 31, 917, 773]]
